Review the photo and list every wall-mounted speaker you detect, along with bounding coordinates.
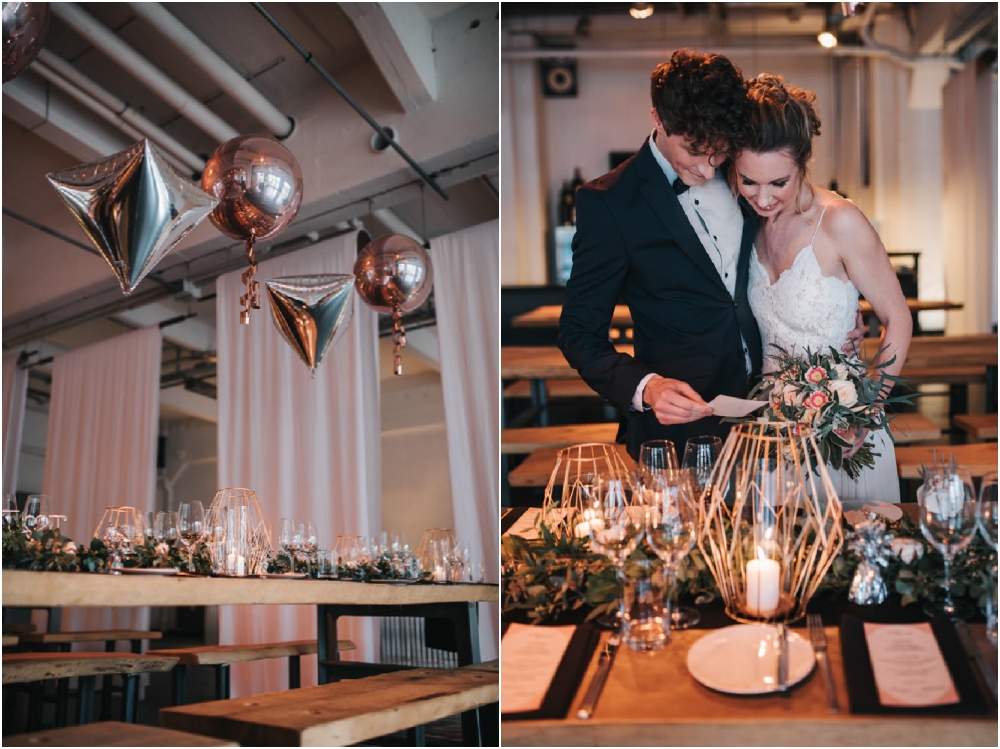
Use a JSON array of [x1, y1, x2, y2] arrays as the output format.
[[540, 58, 577, 98]]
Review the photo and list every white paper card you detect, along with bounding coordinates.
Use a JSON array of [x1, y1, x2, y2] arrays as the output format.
[[503, 508, 570, 539], [500, 623, 576, 714], [707, 395, 767, 418], [863, 622, 960, 707]]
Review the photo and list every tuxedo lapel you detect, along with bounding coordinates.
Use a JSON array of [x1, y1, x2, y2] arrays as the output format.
[[635, 142, 729, 296], [735, 195, 763, 375]]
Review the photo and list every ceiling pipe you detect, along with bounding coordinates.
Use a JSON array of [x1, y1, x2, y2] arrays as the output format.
[[857, 2, 964, 71], [34, 49, 206, 174], [126, 2, 294, 139], [251, 2, 449, 202], [50, 3, 239, 144]]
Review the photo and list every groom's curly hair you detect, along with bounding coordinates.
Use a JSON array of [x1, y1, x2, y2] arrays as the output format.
[[651, 49, 748, 154]]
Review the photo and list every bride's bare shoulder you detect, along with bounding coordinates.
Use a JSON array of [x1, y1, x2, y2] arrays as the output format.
[[819, 194, 880, 245]]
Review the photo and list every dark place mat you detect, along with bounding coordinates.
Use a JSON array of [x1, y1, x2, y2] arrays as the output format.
[[839, 613, 991, 715], [500, 506, 529, 535], [500, 622, 601, 721]]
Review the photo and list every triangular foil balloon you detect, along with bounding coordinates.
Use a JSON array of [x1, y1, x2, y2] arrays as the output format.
[[265, 274, 356, 373], [46, 139, 217, 295]]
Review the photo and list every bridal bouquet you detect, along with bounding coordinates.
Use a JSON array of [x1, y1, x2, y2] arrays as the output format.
[[748, 345, 911, 479]]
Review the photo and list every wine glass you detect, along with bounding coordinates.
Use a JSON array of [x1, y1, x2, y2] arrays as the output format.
[[639, 440, 678, 485], [918, 467, 977, 619], [177, 501, 205, 572], [978, 472, 998, 645], [645, 470, 701, 629], [278, 517, 297, 557], [585, 483, 642, 623], [682, 435, 722, 502], [23, 494, 51, 536], [154, 511, 179, 545], [3, 494, 19, 528]]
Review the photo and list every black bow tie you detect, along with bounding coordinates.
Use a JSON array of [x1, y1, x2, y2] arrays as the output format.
[[672, 177, 690, 195]]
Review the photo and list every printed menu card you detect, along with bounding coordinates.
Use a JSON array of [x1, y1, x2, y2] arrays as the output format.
[[863, 622, 959, 707], [501, 623, 576, 714]]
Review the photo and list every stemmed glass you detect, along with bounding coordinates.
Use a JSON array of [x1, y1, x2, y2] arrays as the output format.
[[645, 469, 701, 629], [682, 435, 722, 502], [154, 511, 179, 546], [3, 494, 19, 528], [918, 467, 977, 619], [177, 501, 205, 572], [977, 472, 998, 645], [639, 440, 678, 483], [586, 482, 642, 626], [23, 494, 51, 537]]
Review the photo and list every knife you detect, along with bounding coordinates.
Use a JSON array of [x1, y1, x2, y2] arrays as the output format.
[[776, 623, 789, 694], [577, 632, 620, 719]]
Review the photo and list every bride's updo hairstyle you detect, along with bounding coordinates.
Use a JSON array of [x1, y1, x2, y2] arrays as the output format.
[[743, 73, 822, 175]]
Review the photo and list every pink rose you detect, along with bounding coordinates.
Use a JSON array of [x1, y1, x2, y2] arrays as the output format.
[[805, 391, 828, 409], [782, 388, 801, 407], [805, 366, 827, 383]]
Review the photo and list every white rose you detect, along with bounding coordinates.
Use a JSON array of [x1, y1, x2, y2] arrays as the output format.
[[890, 537, 924, 565], [155, 543, 170, 557], [65, 541, 78, 554], [833, 363, 849, 380], [829, 379, 858, 407]]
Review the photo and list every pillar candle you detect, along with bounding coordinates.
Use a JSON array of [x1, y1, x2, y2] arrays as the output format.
[[746, 556, 780, 617]]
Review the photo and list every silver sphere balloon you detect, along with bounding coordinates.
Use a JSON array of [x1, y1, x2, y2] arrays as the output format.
[[353, 234, 433, 315], [3, 1, 49, 83]]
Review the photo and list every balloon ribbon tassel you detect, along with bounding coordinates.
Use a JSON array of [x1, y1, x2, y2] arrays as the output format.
[[239, 236, 260, 324], [392, 307, 407, 376]]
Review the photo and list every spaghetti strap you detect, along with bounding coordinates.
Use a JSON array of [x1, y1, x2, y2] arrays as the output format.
[[809, 197, 849, 245]]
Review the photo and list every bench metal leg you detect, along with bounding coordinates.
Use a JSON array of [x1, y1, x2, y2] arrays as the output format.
[[288, 654, 301, 689], [76, 675, 95, 725], [26, 680, 44, 732], [215, 664, 230, 700], [121, 674, 138, 723], [172, 664, 188, 706], [100, 640, 115, 720], [405, 725, 426, 746]]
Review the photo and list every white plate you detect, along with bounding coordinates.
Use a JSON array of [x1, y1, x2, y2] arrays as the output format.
[[120, 567, 178, 576], [686, 624, 814, 695]]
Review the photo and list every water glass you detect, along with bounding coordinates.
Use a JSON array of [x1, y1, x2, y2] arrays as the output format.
[[154, 511, 179, 545], [3, 494, 19, 527], [619, 557, 669, 651], [317, 549, 338, 579], [23, 494, 51, 536]]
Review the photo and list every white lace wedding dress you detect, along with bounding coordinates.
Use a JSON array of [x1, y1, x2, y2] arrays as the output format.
[[747, 199, 900, 505]]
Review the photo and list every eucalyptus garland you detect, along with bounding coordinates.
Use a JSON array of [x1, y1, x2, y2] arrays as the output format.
[[502, 513, 996, 624]]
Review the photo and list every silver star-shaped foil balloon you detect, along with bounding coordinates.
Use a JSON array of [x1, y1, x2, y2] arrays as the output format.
[[265, 274, 356, 374], [47, 139, 217, 294]]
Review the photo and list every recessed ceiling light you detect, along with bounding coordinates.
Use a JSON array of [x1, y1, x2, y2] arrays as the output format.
[[818, 31, 838, 48]]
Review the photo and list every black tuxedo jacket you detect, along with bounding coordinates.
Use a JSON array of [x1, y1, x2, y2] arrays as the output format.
[[557, 139, 763, 458]]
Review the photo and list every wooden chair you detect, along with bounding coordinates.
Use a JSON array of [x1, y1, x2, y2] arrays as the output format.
[[146, 639, 356, 705], [160, 660, 499, 747], [889, 413, 942, 443], [3, 652, 177, 730], [4, 721, 237, 747]]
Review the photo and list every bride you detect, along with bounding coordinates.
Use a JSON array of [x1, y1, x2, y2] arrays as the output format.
[[735, 73, 912, 503]]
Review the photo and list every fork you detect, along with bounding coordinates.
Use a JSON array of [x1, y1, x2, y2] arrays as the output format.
[[807, 614, 839, 713]]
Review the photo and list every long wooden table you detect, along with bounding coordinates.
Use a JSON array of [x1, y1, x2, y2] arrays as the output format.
[[501, 625, 996, 746], [512, 301, 965, 329], [2, 571, 498, 742]]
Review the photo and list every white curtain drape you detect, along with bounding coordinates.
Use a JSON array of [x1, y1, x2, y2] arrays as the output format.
[[432, 219, 499, 661], [216, 233, 381, 697], [3, 352, 29, 496], [42, 326, 162, 637]]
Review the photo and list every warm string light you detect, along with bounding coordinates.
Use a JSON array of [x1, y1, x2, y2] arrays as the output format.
[[629, 3, 654, 20]]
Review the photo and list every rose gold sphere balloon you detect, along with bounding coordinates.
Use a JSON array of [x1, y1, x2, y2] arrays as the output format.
[[201, 135, 303, 242], [353, 234, 433, 315], [3, 2, 49, 83]]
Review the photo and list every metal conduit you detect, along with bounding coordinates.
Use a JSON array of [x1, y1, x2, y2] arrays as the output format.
[[34, 49, 206, 174], [126, 2, 294, 139], [51, 3, 239, 144], [250, 2, 450, 202]]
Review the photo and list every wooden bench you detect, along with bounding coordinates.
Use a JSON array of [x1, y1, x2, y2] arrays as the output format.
[[146, 639, 356, 705], [20, 630, 163, 723], [160, 661, 499, 747], [4, 721, 238, 746], [894, 442, 999, 479], [4, 634, 20, 647], [953, 413, 998, 441], [889, 413, 942, 443], [502, 423, 618, 454], [3, 652, 178, 728], [509, 443, 635, 488], [503, 379, 598, 400]]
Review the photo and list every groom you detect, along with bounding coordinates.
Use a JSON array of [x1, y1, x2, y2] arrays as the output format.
[[558, 49, 762, 458]]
